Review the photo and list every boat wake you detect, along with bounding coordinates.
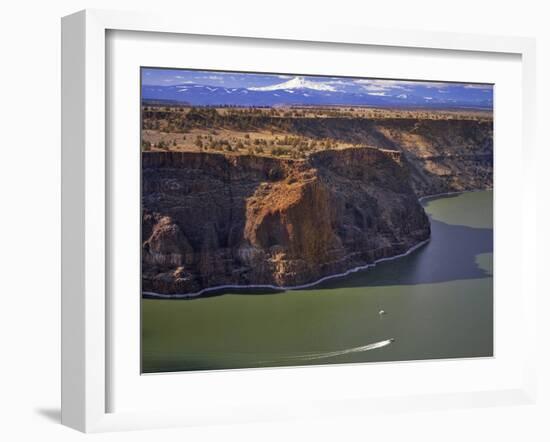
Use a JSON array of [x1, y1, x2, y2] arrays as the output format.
[[258, 339, 394, 364]]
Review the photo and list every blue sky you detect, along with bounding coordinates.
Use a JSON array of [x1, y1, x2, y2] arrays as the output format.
[[142, 68, 492, 94], [141, 68, 493, 109], [142, 68, 296, 89]]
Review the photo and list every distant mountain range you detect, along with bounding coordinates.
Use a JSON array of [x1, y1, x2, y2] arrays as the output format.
[[142, 76, 493, 109]]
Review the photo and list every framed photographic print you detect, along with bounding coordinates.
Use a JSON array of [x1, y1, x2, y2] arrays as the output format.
[[61, 9, 538, 432], [139, 67, 494, 374]]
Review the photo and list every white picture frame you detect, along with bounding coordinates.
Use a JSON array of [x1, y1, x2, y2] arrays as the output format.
[[61, 9, 538, 433]]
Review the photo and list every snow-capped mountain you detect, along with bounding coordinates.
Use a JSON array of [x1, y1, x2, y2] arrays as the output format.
[[142, 77, 493, 109], [248, 76, 337, 92]]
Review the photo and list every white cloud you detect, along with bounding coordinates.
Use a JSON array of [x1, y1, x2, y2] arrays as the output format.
[[326, 79, 352, 86], [463, 84, 493, 90], [361, 84, 390, 92], [198, 75, 223, 81], [355, 79, 492, 94], [367, 92, 387, 96], [423, 82, 451, 89], [354, 79, 415, 93]]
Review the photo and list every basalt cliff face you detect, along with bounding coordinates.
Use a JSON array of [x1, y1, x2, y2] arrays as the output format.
[[282, 117, 493, 197], [142, 148, 430, 295]]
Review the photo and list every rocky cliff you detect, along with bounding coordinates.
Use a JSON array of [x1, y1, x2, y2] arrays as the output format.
[[284, 117, 493, 197], [144, 109, 493, 198], [142, 148, 430, 296]]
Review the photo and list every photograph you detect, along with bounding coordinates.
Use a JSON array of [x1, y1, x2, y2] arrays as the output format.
[[140, 67, 494, 373], [0, 0, 544, 438]]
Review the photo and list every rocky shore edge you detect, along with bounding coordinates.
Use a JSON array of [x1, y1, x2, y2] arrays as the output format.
[[142, 188, 492, 299], [142, 236, 431, 300]]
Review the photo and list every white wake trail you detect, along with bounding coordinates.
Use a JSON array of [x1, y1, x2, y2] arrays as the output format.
[[298, 339, 394, 361], [258, 339, 394, 364]]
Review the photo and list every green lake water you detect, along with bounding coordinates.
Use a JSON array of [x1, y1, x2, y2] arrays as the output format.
[[142, 190, 493, 373]]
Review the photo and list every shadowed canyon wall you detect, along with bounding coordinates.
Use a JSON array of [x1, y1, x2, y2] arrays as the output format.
[[142, 148, 430, 295], [253, 117, 493, 197], [143, 111, 493, 197]]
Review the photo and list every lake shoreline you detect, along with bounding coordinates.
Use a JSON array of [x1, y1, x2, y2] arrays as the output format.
[[142, 189, 493, 373], [418, 187, 492, 202], [142, 238, 431, 300], [142, 188, 490, 300]]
